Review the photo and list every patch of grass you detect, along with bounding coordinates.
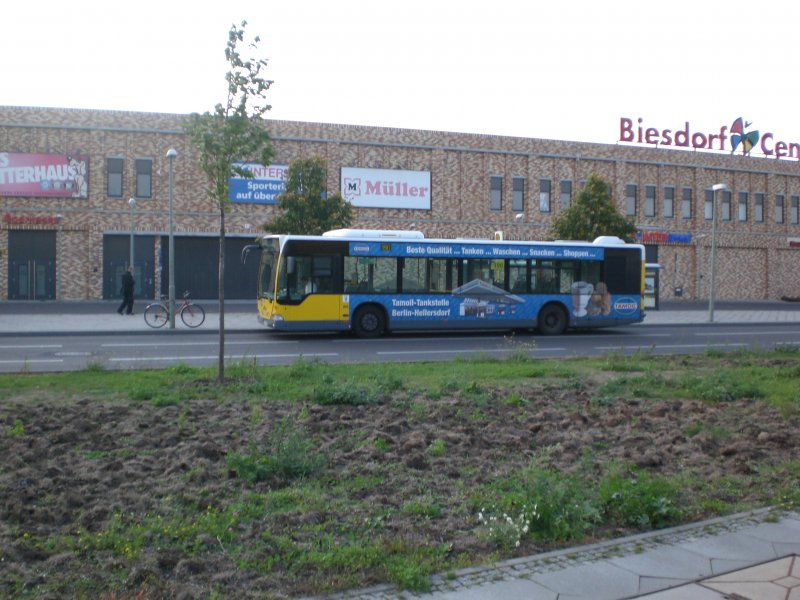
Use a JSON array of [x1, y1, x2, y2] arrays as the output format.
[[226, 416, 325, 484], [598, 467, 683, 528]]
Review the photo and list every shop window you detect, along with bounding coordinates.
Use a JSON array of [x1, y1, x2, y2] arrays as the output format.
[[644, 185, 656, 217], [738, 192, 748, 222], [681, 187, 692, 219], [775, 194, 784, 224], [559, 180, 572, 210], [135, 158, 152, 198], [512, 177, 524, 212], [625, 184, 637, 216], [755, 193, 764, 222], [490, 176, 502, 211], [663, 186, 674, 218], [539, 178, 551, 213], [721, 190, 732, 221], [107, 158, 123, 198], [704, 189, 713, 220]]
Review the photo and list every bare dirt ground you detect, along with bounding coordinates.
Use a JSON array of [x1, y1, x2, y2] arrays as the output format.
[[1, 375, 799, 599]]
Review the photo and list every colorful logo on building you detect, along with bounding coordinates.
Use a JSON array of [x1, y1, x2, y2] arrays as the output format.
[[729, 117, 759, 156]]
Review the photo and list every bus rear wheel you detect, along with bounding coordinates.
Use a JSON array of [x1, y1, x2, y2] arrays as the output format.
[[352, 305, 385, 338], [538, 304, 567, 335]]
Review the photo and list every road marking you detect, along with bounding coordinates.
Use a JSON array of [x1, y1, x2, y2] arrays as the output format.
[[0, 359, 63, 364], [109, 352, 338, 362], [55, 352, 93, 356], [596, 343, 750, 350], [102, 340, 298, 348], [701, 330, 800, 336], [0, 344, 62, 349]]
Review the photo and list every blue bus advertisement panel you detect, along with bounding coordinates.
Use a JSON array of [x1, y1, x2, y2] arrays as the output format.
[[345, 240, 643, 331]]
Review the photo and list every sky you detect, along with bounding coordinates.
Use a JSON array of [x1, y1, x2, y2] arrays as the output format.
[[3, 0, 800, 153]]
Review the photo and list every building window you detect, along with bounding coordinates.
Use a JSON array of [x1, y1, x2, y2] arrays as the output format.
[[559, 180, 572, 209], [721, 190, 732, 221], [644, 185, 656, 217], [704, 189, 714, 220], [738, 191, 748, 222], [775, 194, 784, 224], [681, 187, 692, 219], [791, 195, 799, 225], [512, 177, 525, 212], [107, 158, 123, 198], [625, 184, 637, 216], [663, 186, 674, 218], [489, 176, 502, 211], [539, 179, 551, 213], [755, 193, 764, 222], [135, 158, 152, 198]]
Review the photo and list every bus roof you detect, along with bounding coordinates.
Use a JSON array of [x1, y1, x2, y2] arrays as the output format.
[[261, 229, 643, 250]]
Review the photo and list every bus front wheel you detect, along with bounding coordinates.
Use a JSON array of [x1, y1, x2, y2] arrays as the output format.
[[538, 304, 567, 335], [352, 305, 386, 338]]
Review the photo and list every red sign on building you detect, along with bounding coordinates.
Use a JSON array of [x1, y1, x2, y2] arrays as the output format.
[[0, 152, 89, 198]]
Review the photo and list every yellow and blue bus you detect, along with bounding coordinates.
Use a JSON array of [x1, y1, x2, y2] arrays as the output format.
[[248, 229, 646, 337]]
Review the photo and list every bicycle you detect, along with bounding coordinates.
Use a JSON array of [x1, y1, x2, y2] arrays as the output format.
[[144, 291, 206, 328]]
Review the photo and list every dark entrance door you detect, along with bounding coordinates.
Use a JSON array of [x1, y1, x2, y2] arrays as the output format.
[[159, 236, 258, 300], [102, 235, 156, 300], [8, 230, 57, 300]]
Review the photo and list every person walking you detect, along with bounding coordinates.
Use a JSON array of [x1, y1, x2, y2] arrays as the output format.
[[117, 266, 135, 315]]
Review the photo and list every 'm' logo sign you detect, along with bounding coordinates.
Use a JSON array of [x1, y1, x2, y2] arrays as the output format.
[[344, 178, 361, 201]]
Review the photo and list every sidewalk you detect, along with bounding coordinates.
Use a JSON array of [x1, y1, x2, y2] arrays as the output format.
[[1, 300, 799, 335], [324, 509, 800, 600]]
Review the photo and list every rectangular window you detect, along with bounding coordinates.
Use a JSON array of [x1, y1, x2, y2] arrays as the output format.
[[107, 158, 123, 198], [663, 186, 674, 218], [644, 185, 656, 217], [512, 177, 525, 212], [402, 258, 457, 293], [681, 187, 692, 219], [539, 179, 551, 212], [755, 193, 764, 222], [135, 158, 152, 198], [625, 184, 637, 216], [345, 256, 398, 294], [738, 191, 748, 222], [775, 194, 784, 224], [791, 195, 799, 225], [489, 176, 502, 211], [704, 189, 714, 220], [721, 190, 732, 221], [559, 180, 572, 209], [462, 258, 505, 289]]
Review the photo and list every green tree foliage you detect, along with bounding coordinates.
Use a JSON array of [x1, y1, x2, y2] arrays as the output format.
[[183, 21, 273, 382], [549, 174, 637, 242], [264, 156, 353, 235]]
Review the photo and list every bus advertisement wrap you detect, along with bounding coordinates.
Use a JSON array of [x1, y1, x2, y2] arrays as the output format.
[[349, 241, 604, 260]]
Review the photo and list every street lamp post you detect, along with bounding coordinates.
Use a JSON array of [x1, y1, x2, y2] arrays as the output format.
[[127, 198, 136, 271], [708, 183, 728, 323], [167, 148, 177, 329]]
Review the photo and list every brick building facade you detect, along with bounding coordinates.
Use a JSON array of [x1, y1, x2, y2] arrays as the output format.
[[1, 105, 799, 301]]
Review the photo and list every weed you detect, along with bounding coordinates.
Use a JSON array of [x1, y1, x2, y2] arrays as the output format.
[[312, 380, 379, 406], [598, 467, 683, 528], [8, 418, 24, 437], [226, 417, 325, 484], [427, 439, 446, 458]]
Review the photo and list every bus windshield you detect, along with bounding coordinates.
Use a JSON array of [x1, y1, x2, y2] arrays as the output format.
[[258, 239, 280, 301]]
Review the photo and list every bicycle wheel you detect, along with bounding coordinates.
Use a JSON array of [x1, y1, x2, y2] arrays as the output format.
[[180, 303, 205, 328], [144, 303, 169, 328]]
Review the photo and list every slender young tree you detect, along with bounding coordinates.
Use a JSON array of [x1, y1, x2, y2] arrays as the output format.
[[184, 21, 273, 383], [549, 174, 637, 242], [263, 156, 353, 235]]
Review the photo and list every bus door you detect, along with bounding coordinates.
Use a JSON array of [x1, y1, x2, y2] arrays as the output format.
[[278, 253, 345, 327]]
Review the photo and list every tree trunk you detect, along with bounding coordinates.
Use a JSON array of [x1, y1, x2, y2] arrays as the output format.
[[218, 208, 226, 383]]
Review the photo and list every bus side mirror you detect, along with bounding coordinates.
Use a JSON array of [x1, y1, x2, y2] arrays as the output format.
[[240, 244, 261, 264]]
